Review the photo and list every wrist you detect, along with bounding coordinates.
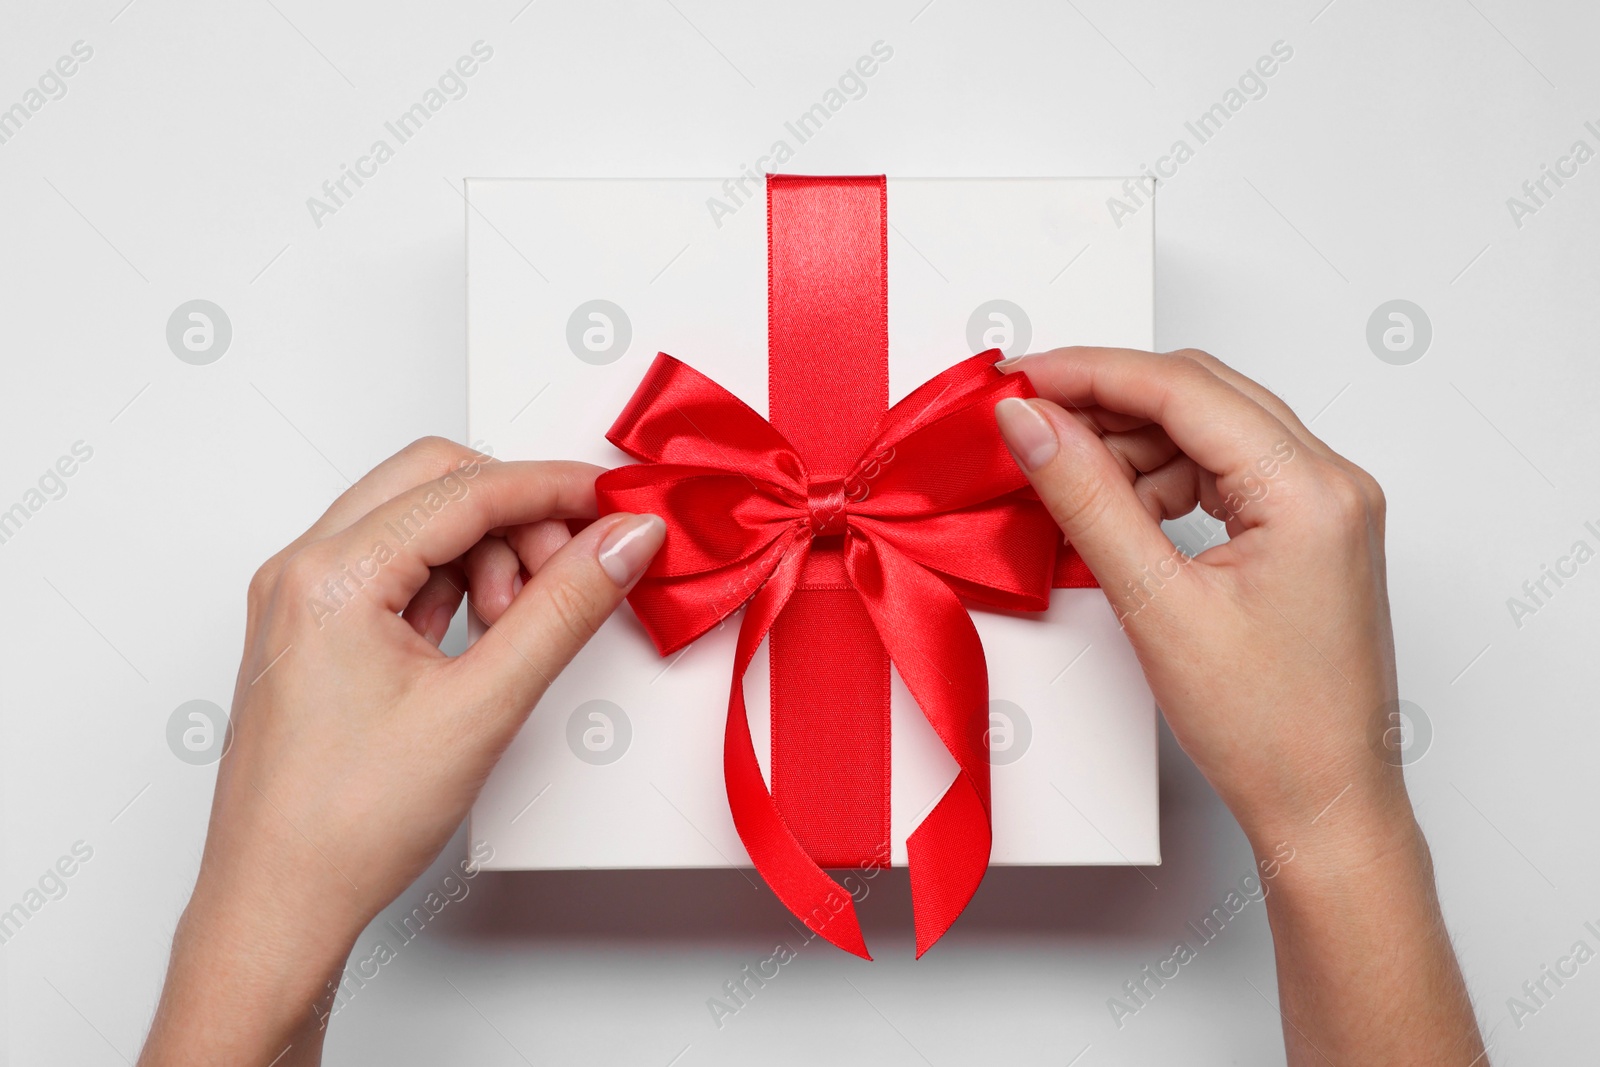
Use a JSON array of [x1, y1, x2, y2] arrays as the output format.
[[1242, 780, 1482, 1064], [1229, 749, 1417, 863], [1239, 768, 1426, 898], [141, 873, 360, 1064]]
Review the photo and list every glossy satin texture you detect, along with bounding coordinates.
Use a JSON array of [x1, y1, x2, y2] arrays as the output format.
[[766, 175, 894, 878], [597, 348, 1088, 957]]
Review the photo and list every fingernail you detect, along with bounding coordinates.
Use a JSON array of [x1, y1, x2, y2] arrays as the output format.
[[425, 604, 454, 645], [994, 397, 1059, 471], [511, 572, 524, 599], [994, 355, 1023, 370], [597, 513, 666, 587]]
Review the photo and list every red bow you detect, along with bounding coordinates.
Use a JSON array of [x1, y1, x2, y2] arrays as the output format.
[[596, 349, 1076, 957]]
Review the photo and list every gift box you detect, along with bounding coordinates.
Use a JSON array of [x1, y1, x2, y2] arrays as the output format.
[[465, 176, 1157, 955]]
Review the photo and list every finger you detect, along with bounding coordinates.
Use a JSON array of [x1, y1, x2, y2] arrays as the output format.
[[305, 437, 491, 546], [1060, 406, 1204, 526], [1056, 403, 1153, 435], [995, 396, 1183, 604], [400, 559, 467, 646], [1178, 350, 1387, 516], [254, 439, 494, 611], [1114, 428, 1275, 538], [1174, 350, 1335, 458], [466, 536, 522, 626], [1131, 454, 1206, 523], [1092, 423, 1182, 479], [1005, 347, 1302, 487], [446, 512, 666, 720], [317, 461, 602, 616], [505, 519, 572, 575], [1195, 469, 1231, 530]]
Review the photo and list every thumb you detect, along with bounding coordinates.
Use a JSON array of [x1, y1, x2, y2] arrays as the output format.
[[994, 397, 1179, 615], [450, 511, 665, 717]]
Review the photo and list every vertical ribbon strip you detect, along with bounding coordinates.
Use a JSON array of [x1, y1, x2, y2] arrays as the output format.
[[767, 175, 892, 872]]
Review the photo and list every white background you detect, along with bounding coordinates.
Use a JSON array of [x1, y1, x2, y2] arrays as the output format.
[[2, 1, 1597, 1064]]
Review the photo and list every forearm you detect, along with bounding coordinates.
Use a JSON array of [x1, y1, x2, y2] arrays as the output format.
[[139, 877, 357, 1066], [1250, 795, 1485, 1065]]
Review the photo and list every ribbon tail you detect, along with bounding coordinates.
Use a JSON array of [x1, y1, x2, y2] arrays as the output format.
[[907, 768, 988, 958], [722, 531, 873, 960], [847, 533, 992, 958]]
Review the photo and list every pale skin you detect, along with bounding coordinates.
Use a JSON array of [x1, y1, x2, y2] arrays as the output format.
[[138, 350, 1485, 1066], [993, 348, 1485, 1065]]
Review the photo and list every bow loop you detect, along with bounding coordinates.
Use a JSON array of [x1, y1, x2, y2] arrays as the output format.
[[597, 463, 801, 579], [846, 353, 1042, 524], [607, 353, 807, 493]]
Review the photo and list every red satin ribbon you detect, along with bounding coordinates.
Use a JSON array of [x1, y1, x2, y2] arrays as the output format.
[[595, 175, 1096, 958], [767, 176, 892, 881]]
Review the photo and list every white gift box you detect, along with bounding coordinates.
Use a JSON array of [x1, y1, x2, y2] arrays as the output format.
[[465, 177, 1158, 870]]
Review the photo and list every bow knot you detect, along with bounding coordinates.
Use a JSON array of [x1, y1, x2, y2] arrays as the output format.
[[805, 477, 849, 537]]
